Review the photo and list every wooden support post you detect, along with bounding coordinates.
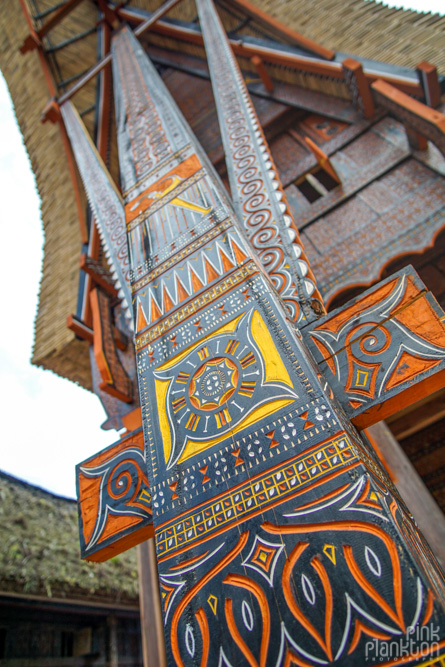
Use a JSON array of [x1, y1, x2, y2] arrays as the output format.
[[304, 136, 341, 183], [367, 421, 445, 572], [342, 57, 375, 119], [138, 540, 168, 667], [250, 56, 274, 93], [405, 126, 429, 151], [107, 615, 119, 667], [417, 61, 442, 108]]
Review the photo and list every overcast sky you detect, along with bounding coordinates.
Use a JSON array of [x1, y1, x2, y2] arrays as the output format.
[[0, 74, 111, 498], [0, 0, 443, 499]]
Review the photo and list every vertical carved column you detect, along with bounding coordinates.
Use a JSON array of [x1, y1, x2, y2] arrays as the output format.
[[196, 0, 324, 326], [109, 25, 445, 666]]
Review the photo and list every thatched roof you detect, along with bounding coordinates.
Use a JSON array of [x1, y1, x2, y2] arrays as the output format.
[[0, 0, 443, 389], [0, 471, 139, 606]]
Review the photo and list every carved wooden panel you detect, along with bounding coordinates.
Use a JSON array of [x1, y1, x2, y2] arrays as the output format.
[[303, 267, 445, 428], [76, 427, 153, 562]]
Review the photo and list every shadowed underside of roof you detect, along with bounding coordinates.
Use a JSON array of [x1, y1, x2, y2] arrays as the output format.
[[0, 0, 443, 390]]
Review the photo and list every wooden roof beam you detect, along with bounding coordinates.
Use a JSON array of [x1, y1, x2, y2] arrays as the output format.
[[218, 0, 335, 60], [20, 0, 87, 54], [371, 78, 445, 157]]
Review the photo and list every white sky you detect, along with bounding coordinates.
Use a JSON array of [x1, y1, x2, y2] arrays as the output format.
[[0, 0, 443, 499], [0, 75, 111, 498]]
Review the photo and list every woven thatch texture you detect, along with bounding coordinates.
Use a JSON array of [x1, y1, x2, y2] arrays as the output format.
[[253, 0, 445, 75], [0, 471, 139, 604], [0, 0, 91, 389], [141, 0, 445, 74]]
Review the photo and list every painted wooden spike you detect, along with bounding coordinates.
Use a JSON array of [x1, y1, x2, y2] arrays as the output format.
[[303, 266, 445, 429], [76, 427, 153, 562], [196, 0, 324, 325], [104, 25, 445, 665], [60, 102, 132, 317]]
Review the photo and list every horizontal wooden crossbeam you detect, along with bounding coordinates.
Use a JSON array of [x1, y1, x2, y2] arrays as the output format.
[[56, 0, 183, 105], [77, 427, 153, 561]]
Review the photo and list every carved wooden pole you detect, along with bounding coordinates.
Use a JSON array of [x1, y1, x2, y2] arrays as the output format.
[[103, 25, 445, 666], [196, 0, 323, 327]]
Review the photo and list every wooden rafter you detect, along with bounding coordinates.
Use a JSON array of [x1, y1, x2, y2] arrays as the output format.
[[55, 0, 184, 106], [18, 0, 88, 243], [20, 0, 87, 53], [372, 78, 445, 156], [218, 0, 335, 60]]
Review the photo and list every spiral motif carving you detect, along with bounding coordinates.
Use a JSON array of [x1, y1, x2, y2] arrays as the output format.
[[198, 0, 324, 322], [107, 460, 141, 501]]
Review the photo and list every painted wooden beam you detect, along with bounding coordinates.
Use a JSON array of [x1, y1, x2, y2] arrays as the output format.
[[63, 14, 445, 663], [76, 427, 153, 561], [60, 102, 132, 316], [303, 266, 445, 429], [105, 22, 445, 664], [372, 78, 445, 157]]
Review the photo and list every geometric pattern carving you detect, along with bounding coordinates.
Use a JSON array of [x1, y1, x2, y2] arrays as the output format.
[[76, 428, 153, 561], [241, 534, 284, 586], [304, 267, 445, 428]]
